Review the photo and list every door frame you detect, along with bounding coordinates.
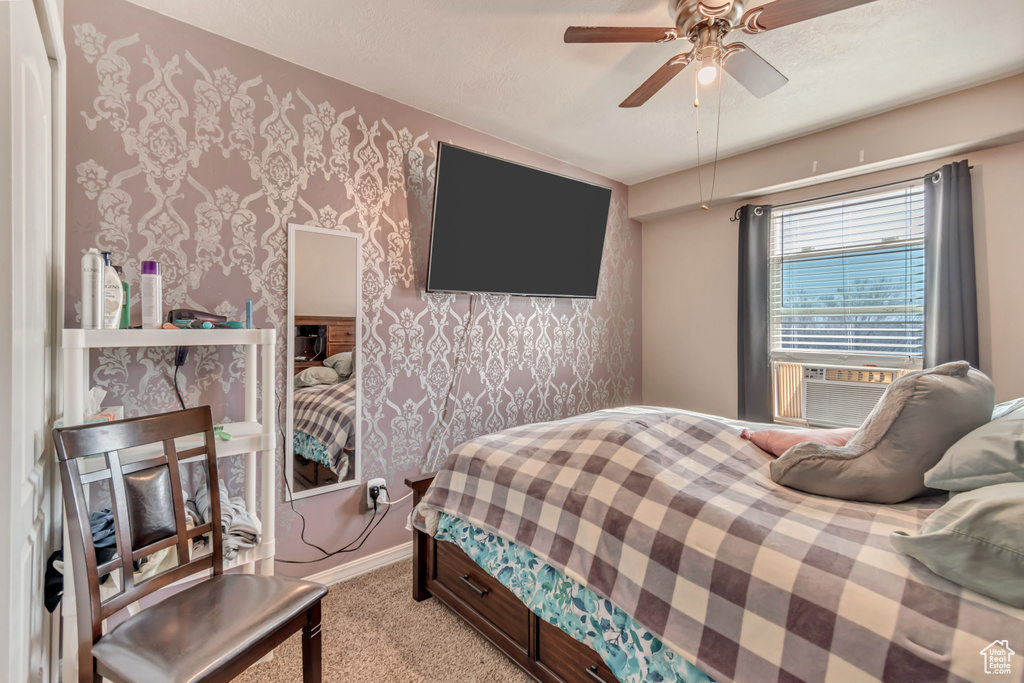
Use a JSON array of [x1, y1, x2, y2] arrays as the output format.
[[0, 0, 65, 680], [44, 0, 68, 678]]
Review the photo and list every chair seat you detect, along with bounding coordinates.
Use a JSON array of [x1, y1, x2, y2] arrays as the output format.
[[92, 574, 328, 683]]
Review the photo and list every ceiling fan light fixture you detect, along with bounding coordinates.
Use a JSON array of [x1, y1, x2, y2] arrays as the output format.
[[697, 60, 718, 85]]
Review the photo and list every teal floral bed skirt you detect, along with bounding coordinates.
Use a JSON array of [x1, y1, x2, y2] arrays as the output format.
[[293, 430, 332, 469], [435, 513, 713, 683]]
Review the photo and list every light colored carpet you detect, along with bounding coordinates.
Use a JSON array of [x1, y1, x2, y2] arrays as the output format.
[[234, 559, 534, 682]]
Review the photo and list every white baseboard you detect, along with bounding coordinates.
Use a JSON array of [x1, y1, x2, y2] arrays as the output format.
[[302, 541, 413, 586]]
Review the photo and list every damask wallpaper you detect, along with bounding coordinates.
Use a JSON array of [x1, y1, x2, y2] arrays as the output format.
[[64, 0, 642, 575]]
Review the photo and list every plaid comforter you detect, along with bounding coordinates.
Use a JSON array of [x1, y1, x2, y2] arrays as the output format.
[[419, 406, 1024, 683], [293, 378, 356, 475]]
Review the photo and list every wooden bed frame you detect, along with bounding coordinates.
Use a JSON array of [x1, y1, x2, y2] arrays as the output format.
[[407, 473, 619, 683], [292, 315, 356, 487], [293, 315, 356, 375]]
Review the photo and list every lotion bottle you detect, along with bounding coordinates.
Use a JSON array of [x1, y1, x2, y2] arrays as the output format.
[[100, 252, 123, 329], [113, 265, 130, 329], [141, 260, 162, 329], [81, 248, 103, 330]]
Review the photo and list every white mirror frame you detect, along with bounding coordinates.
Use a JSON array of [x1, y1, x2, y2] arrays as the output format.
[[285, 223, 362, 500]]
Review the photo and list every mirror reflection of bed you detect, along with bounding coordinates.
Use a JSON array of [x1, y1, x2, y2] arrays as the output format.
[[287, 225, 361, 497]]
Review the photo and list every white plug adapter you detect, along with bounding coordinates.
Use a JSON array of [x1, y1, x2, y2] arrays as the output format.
[[366, 477, 387, 509]]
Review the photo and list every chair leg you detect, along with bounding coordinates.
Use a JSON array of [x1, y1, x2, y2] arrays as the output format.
[[301, 602, 323, 683]]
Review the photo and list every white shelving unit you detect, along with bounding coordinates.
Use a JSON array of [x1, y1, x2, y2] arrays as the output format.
[[59, 327, 277, 682]]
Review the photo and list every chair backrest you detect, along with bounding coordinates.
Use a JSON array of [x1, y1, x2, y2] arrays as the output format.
[[52, 406, 224, 652]]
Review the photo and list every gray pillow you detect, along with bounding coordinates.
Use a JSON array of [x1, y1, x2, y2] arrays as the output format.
[[323, 351, 353, 379], [890, 482, 1024, 608], [770, 361, 995, 503], [924, 406, 1024, 491], [295, 366, 339, 388]]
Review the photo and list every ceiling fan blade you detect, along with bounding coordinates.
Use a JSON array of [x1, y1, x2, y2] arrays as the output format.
[[740, 0, 877, 33], [564, 26, 681, 44], [722, 43, 788, 98], [620, 52, 695, 108]]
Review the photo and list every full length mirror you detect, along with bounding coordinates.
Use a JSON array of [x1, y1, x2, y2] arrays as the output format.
[[286, 224, 361, 498]]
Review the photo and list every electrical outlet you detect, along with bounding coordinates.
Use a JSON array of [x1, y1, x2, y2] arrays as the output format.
[[366, 477, 387, 510]]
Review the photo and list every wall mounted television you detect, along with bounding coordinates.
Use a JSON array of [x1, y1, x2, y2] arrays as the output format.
[[426, 142, 612, 298]]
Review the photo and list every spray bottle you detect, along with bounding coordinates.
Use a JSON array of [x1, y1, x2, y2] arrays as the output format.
[[81, 248, 103, 330]]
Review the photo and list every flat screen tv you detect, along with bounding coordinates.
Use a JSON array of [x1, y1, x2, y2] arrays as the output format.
[[426, 143, 612, 298]]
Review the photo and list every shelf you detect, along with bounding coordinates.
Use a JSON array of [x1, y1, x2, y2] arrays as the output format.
[[129, 533, 276, 595], [63, 327, 276, 349], [188, 534, 275, 572], [61, 320, 278, 683], [75, 422, 272, 478], [100, 539, 276, 612], [125, 421, 270, 463]]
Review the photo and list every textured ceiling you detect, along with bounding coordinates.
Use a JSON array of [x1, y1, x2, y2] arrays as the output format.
[[123, 0, 1024, 185]]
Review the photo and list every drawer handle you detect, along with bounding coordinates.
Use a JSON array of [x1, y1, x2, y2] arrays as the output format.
[[459, 574, 488, 597], [585, 665, 611, 683]]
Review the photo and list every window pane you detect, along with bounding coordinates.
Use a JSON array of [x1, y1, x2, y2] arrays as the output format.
[[769, 184, 925, 359]]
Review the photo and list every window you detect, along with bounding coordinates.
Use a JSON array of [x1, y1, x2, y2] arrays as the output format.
[[769, 182, 925, 367]]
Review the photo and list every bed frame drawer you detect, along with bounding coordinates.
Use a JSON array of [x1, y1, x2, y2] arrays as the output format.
[[537, 619, 618, 683], [409, 474, 625, 683], [327, 319, 355, 343], [434, 539, 530, 649]]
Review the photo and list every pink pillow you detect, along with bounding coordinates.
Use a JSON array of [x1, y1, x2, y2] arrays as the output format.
[[741, 427, 857, 457]]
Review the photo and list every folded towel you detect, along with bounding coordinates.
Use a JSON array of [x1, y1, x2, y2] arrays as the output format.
[[191, 473, 262, 561], [219, 495, 262, 561]]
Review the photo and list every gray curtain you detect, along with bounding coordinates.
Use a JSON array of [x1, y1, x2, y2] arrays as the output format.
[[924, 160, 979, 368], [737, 204, 772, 422]]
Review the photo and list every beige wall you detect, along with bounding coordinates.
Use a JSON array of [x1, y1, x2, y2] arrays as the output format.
[[642, 140, 1024, 415], [294, 230, 358, 317], [631, 75, 1024, 221]]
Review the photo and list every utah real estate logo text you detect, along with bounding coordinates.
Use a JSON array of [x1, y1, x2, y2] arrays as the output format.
[[981, 640, 1015, 676]]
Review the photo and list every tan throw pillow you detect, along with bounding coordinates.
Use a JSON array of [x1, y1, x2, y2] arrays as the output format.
[[770, 361, 995, 503]]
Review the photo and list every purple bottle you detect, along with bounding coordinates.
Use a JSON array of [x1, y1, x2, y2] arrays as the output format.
[[141, 261, 162, 329]]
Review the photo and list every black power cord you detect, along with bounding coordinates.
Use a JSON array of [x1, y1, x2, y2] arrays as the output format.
[[276, 491, 390, 564], [172, 346, 188, 410], [170, 349, 388, 562], [274, 384, 394, 564]]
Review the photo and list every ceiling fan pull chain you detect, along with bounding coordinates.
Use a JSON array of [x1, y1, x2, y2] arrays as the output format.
[[705, 67, 724, 212], [695, 71, 706, 210]]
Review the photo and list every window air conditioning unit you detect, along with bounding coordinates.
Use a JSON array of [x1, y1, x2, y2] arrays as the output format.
[[802, 366, 897, 428]]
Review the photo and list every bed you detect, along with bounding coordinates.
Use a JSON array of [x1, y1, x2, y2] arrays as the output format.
[[408, 405, 1024, 683], [292, 315, 357, 480], [293, 378, 357, 479]]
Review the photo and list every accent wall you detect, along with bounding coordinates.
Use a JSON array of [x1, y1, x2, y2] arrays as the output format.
[[64, 0, 642, 576]]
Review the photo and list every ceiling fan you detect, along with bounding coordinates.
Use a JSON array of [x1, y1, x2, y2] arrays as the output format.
[[565, 0, 877, 107]]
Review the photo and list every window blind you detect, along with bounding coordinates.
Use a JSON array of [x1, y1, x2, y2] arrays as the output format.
[[769, 183, 925, 360]]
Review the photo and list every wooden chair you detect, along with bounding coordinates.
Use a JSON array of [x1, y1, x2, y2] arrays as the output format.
[[53, 406, 328, 683]]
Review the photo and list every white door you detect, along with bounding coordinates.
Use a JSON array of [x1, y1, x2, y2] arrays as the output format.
[[0, 0, 59, 680]]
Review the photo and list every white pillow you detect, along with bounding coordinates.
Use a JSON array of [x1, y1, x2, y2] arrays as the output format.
[[295, 366, 339, 388], [891, 482, 1024, 608], [925, 405, 1024, 491]]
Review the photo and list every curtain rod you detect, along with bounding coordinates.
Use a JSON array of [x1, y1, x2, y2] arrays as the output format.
[[730, 164, 974, 220]]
